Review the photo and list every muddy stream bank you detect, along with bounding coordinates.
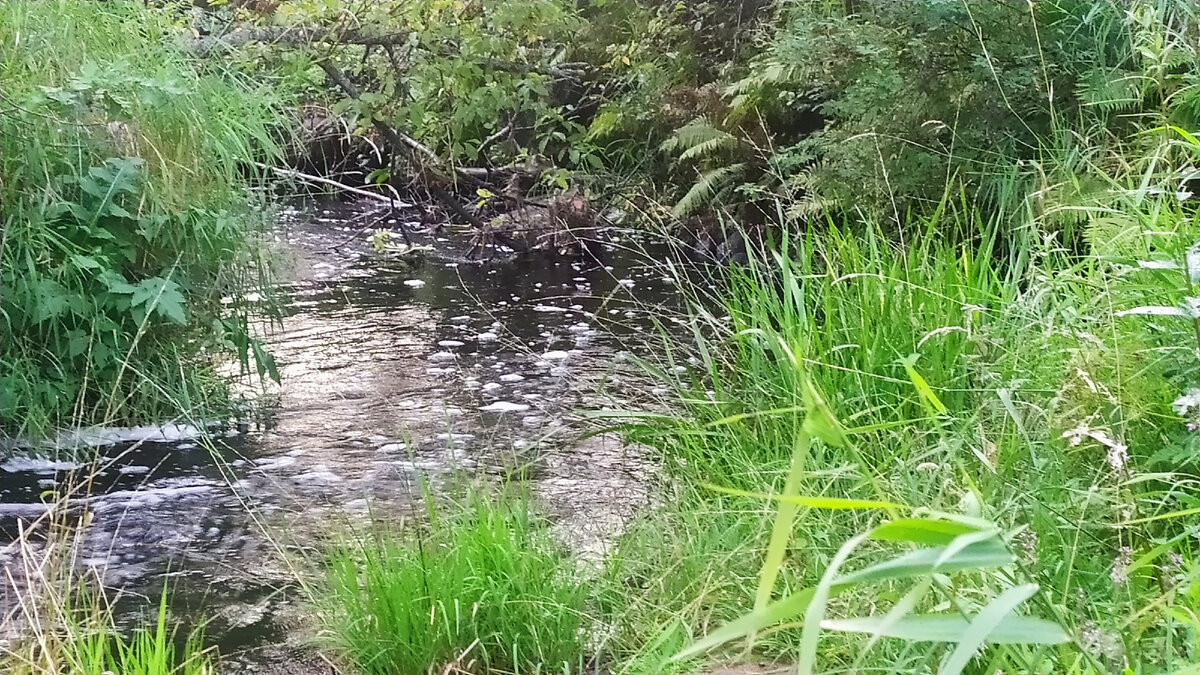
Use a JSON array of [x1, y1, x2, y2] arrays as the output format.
[[0, 201, 686, 671]]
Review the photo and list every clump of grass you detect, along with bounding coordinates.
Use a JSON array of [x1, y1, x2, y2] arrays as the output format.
[[1, 533, 213, 675], [318, 489, 589, 675]]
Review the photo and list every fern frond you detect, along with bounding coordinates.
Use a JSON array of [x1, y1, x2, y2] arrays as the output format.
[[661, 118, 730, 155], [1078, 68, 1140, 113], [678, 134, 736, 162], [672, 163, 746, 217]]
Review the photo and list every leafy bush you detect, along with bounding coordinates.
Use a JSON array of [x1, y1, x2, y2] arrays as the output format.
[[0, 0, 286, 435], [319, 490, 589, 675]]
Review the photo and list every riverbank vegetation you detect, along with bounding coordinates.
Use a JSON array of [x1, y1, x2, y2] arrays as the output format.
[[0, 0, 287, 438], [3, 0, 1199, 674], [318, 488, 588, 674], [1, 527, 212, 675]]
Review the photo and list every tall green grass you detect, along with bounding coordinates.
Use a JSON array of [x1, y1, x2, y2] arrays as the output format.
[[0, 0, 287, 437], [599, 175, 1200, 673], [318, 488, 589, 675]]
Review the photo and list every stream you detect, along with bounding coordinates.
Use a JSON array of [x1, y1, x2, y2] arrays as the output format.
[[0, 201, 683, 671]]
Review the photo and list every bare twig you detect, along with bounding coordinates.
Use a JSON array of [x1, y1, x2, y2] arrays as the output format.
[[251, 161, 409, 205], [476, 121, 514, 157]]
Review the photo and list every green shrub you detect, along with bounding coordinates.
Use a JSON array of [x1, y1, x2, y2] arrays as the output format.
[[0, 0, 285, 436], [319, 490, 589, 675], [660, 0, 1198, 221]]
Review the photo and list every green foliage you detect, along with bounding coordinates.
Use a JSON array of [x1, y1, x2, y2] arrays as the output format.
[[318, 489, 589, 675], [2, 579, 213, 675], [0, 0, 287, 435], [653, 0, 1199, 221], [598, 171, 1200, 671]]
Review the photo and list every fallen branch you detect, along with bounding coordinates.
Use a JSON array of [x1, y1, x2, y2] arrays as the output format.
[[252, 162, 410, 206], [187, 25, 589, 79], [186, 27, 409, 54]]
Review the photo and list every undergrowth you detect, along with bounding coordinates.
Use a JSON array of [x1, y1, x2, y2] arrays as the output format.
[[597, 181, 1200, 673], [0, 0, 286, 437], [1, 530, 212, 675]]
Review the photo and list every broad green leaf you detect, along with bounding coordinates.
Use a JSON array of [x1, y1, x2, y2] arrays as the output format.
[[852, 577, 933, 669], [823, 612, 1069, 645], [130, 277, 187, 325], [99, 270, 136, 295], [672, 588, 817, 662], [250, 339, 280, 383], [71, 254, 102, 270], [751, 425, 811, 650], [836, 538, 1013, 587], [801, 379, 846, 447], [870, 518, 983, 546], [674, 537, 1012, 663], [940, 584, 1040, 675], [800, 532, 870, 674], [935, 528, 1002, 568]]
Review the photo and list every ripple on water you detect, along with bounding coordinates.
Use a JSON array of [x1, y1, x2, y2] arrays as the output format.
[[0, 203, 680, 671]]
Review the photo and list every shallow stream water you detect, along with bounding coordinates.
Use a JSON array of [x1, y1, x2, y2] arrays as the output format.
[[0, 201, 682, 670]]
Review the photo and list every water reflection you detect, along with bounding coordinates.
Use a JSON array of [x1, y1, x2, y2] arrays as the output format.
[[0, 201, 675, 666]]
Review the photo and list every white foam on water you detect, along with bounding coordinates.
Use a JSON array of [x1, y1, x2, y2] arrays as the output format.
[[116, 465, 151, 475], [0, 458, 83, 474], [403, 279, 426, 288], [479, 401, 531, 413]]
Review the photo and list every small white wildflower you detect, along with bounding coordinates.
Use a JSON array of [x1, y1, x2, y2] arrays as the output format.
[[1185, 296, 1200, 319], [1187, 242, 1200, 282], [1062, 423, 1128, 472], [1062, 423, 1090, 447], [1111, 545, 1133, 585]]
